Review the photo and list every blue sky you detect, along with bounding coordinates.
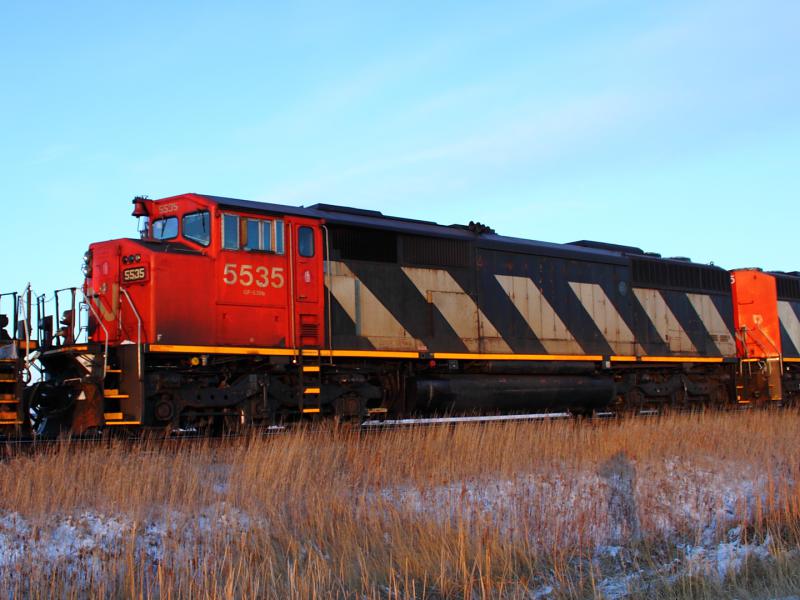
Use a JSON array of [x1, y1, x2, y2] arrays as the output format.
[[1, 0, 798, 301]]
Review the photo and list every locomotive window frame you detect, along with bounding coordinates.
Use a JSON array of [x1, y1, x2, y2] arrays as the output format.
[[152, 216, 178, 241], [182, 211, 211, 247], [222, 214, 240, 250], [221, 213, 285, 254], [244, 218, 261, 251]]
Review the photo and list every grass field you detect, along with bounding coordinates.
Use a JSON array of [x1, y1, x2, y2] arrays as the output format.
[[1, 410, 799, 599]]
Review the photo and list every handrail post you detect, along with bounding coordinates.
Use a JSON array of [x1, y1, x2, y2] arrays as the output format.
[[120, 288, 143, 382], [84, 294, 109, 376]]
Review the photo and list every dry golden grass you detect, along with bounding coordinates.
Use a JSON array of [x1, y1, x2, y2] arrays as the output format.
[[1, 410, 799, 598]]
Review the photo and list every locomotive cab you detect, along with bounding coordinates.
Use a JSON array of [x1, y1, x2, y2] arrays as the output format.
[[85, 194, 325, 350]]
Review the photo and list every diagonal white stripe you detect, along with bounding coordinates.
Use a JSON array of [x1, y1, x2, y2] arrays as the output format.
[[569, 282, 638, 355], [633, 288, 697, 354], [495, 274, 584, 354], [402, 267, 511, 353], [327, 261, 422, 351], [686, 293, 735, 356], [778, 301, 800, 354]]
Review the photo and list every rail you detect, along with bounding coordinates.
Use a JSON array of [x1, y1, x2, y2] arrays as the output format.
[[120, 288, 143, 381]]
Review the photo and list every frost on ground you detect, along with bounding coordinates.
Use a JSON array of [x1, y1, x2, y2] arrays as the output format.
[[0, 455, 793, 598], [0, 503, 260, 593]]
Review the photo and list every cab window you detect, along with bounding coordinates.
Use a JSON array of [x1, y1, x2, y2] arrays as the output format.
[[183, 211, 210, 246], [221, 213, 284, 254], [244, 218, 261, 251], [298, 226, 315, 257], [153, 217, 178, 240]]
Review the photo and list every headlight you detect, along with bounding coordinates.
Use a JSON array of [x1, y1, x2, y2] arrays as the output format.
[[81, 250, 93, 277]]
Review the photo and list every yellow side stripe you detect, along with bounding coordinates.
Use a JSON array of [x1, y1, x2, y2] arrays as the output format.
[[784, 357, 800, 363], [149, 344, 296, 356], [147, 344, 733, 364], [640, 356, 724, 363], [324, 350, 420, 359], [433, 353, 604, 361]]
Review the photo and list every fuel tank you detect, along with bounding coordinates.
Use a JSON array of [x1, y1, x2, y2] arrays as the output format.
[[414, 374, 615, 414]]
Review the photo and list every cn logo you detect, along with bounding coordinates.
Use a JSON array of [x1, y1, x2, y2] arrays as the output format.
[[753, 314, 764, 327]]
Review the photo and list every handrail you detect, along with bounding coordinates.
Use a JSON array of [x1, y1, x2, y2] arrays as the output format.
[[287, 225, 296, 358], [84, 294, 110, 375], [322, 224, 333, 365], [120, 288, 143, 381], [19, 289, 30, 361]]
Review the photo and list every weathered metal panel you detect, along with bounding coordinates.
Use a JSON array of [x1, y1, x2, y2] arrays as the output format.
[[633, 288, 696, 354], [327, 261, 419, 351], [687, 293, 736, 356], [778, 301, 800, 357]]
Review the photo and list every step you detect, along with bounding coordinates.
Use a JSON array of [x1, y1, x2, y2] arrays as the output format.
[[0, 393, 17, 404], [301, 408, 321, 414], [103, 412, 141, 425], [0, 411, 20, 421], [302, 365, 320, 373], [103, 390, 129, 399], [105, 369, 122, 374], [304, 387, 320, 395], [0, 375, 17, 383], [367, 408, 388, 415], [104, 412, 141, 426]]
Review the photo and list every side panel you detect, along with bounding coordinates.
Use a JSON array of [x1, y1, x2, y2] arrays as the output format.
[[778, 299, 800, 358], [216, 242, 291, 347], [477, 250, 640, 356]]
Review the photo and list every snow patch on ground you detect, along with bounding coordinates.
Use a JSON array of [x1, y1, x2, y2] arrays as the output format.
[[0, 457, 791, 597], [0, 503, 262, 592]]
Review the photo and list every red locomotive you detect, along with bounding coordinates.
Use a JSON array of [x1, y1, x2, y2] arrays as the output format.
[[0, 193, 797, 436]]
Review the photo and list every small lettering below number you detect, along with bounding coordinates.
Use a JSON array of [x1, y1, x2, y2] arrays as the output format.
[[223, 263, 285, 288]]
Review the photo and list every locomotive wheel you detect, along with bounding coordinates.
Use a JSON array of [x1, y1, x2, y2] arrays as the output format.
[[23, 381, 71, 438]]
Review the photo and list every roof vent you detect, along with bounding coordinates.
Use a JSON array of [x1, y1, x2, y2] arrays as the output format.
[[570, 240, 644, 255], [449, 221, 495, 235], [308, 203, 383, 218]]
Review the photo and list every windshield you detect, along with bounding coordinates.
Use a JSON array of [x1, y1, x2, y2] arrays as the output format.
[[183, 211, 210, 246], [152, 217, 178, 240]]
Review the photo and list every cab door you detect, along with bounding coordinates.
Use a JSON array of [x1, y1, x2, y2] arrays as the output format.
[[291, 222, 324, 347]]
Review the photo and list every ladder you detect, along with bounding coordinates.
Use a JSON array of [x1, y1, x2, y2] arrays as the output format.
[[0, 345, 22, 428], [298, 349, 323, 416], [101, 365, 139, 426]]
